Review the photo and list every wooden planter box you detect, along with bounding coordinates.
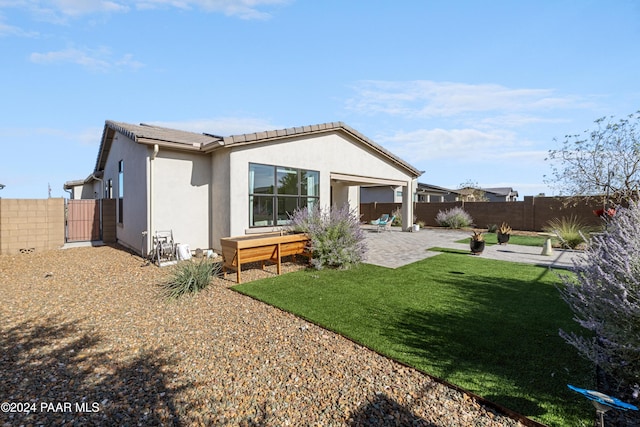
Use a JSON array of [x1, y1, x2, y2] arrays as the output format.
[[220, 232, 310, 283]]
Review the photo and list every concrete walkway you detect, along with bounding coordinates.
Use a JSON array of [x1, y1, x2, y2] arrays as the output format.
[[362, 225, 582, 270]]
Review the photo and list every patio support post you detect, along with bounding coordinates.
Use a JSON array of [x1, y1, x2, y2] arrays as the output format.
[[401, 179, 416, 231]]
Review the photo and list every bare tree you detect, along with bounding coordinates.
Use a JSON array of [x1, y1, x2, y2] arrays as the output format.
[[545, 111, 640, 205], [457, 179, 487, 202]]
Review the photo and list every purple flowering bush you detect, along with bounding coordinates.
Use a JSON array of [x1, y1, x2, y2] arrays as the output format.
[[435, 207, 473, 229], [289, 204, 367, 270], [558, 200, 640, 400]]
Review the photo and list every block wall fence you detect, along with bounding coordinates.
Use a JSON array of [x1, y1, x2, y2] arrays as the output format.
[[361, 196, 607, 231], [0, 198, 65, 255], [0, 196, 610, 255], [0, 198, 116, 255]]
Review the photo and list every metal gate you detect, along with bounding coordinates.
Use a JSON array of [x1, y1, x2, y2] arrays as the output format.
[[66, 199, 101, 242]]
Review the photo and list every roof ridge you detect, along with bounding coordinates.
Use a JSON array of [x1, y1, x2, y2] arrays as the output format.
[[98, 120, 421, 178]]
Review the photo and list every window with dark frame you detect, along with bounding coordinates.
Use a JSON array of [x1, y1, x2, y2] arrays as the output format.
[[105, 179, 113, 199], [118, 160, 124, 224], [249, 163, 319, 227]]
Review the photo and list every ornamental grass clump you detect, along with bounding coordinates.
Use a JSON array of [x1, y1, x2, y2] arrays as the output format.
[[558, 200, 640, 409], [544, 215, 593, 249], [435, 207, 473, 229], [289, 204, 366, 270], [162, 259, 221, 299]]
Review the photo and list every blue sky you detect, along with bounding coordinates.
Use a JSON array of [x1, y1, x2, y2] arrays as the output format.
[[1, 0, 639, 199]]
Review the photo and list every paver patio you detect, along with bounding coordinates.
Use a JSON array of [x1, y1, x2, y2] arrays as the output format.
[[362, 225, 581, 270]]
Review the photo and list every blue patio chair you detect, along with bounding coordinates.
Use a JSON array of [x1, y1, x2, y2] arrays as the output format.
[[377, 215, 395, 232], [370, 214, 389, 226]]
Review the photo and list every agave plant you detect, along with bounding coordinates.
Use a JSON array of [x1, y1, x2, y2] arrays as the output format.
[[470, 230, 484, 241], [498, 222, 512, 235], [470, 230, 485, 255], [497, 222, 512, 245]]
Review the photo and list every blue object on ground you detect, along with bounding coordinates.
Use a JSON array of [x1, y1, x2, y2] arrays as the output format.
[[568, 384, 639, 411]]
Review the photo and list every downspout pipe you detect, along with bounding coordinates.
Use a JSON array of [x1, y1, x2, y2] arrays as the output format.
[[148, 144, 159, 256]]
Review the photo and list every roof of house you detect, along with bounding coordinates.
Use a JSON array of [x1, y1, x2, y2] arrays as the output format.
[[483, 187, 519, 197], [94, 120, 422, 177], [416, 183, 452, 194], [63, 171, 104, 190]]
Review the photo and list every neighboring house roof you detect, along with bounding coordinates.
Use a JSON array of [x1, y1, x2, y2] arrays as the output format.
[[453, 186, 519, 200], [63, 171, 103, 190], [483, 187, 519, 197], [94, 120, 422, 178], [416, 183, 452, 194]]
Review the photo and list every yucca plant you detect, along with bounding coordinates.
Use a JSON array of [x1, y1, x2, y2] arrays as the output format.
[[162, 259, 221, 299]]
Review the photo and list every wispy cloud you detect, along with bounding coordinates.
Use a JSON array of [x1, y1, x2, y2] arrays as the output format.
[[346, 80, 590, 120], [0, 0, 130, 24], [136, 0, 290, 19], [377, 127, 526, 163], [0, 15, 38, 37], [0, 0, 289, 21], [346, 79, 585, 178], [30, 46, 144, 71], [50, 0, 130, 16]]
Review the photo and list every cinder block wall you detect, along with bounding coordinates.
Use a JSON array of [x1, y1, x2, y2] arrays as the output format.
[[0, 198, 65, 255], [361, 196, 606, 232]]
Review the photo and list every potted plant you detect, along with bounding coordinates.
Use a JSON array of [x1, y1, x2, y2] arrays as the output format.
[[470, 230, 485, 255], [497, 222, 512, 245]]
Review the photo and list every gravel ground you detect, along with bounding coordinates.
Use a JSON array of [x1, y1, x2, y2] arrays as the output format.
[[0, 245, 528, 427]]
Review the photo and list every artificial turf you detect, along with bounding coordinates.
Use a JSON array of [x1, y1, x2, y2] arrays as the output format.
[[233, 253, 594, 426]]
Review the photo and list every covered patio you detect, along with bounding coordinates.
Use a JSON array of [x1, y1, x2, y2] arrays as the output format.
[[330, 172, 416, 231]]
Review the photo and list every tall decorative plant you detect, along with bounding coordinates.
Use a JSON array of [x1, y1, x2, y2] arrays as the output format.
[[558, 200, 640, 414], [497, 222, 512, 245], [289, 204, 367, 270], [435, 207, 473, 229]]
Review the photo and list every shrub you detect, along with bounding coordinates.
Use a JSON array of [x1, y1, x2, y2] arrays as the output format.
[[544, 215, 593, 249], [391, 207, 402, 227], [162, 259, 221, 299], [289, 204, 367, 270], [558, 200, 640, 403], [435, 207, 473, 228]]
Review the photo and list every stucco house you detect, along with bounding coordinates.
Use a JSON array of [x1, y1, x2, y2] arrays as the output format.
[[444, 187, 519, 202], [360, 182, 453, 203], [66, 120, 422, 255]]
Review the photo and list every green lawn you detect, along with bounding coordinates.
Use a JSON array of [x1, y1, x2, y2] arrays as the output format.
[[233, 253, 594, 426], [458, 232, 556, 247]]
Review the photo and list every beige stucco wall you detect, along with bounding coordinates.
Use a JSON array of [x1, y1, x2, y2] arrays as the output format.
[[151, 149, 211, 251], [102, 133, 149, 253], [222, 131, 415, 242], [211, 150, 231, 249]]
